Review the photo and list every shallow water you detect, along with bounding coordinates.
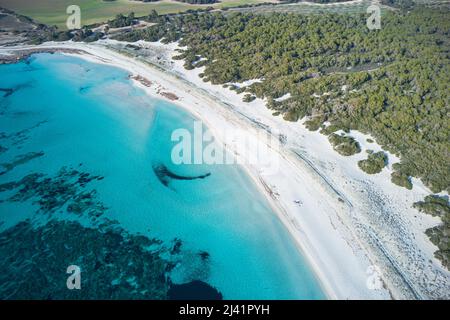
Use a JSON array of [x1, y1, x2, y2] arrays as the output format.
[[0, 53, 325, 299]]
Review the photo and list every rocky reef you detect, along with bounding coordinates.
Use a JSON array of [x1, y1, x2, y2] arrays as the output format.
[[168, 280, 222, 300], [0, 219, 168, 299], [0, 165, 106, 218], [0, 163, 222, 299], [0, 151, 44, 176]]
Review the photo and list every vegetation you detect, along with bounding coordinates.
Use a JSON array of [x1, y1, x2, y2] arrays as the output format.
[[0, 8, 59, 45], [328, 133, 361, 156], [115, 8, 449, 194], [358, 151, 387, 174], [135, 0, 217, 3], [414, 195, 450, 218], [12, 10, 139, 43], [108, 13, 136, 28], [414, 195, 450, 269], [243, 93, 256, 102], [381, 0, 415, 10], [281, 0, 350, 3], [391, 170, 412, 190], [174, 0, 218, 3], [226, 0, 386, 16]]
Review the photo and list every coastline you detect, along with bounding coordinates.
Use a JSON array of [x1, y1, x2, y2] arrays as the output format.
[[1, 41, 448, 299], [72, 47, 343, 299]]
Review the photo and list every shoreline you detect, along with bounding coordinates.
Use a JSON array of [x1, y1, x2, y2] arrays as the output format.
[[1, 42, 448, 299], [74, 47, 341, 300], [0, 47, 87, 64]]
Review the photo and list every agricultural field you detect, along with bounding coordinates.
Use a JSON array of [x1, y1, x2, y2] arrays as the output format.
[[0, 0, 276, 29]]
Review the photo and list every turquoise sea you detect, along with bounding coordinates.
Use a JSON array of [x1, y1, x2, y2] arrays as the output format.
[[0, 53, 325, 299]]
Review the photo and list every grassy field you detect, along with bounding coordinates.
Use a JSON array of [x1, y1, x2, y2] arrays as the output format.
[[0, 0, 276, 29]]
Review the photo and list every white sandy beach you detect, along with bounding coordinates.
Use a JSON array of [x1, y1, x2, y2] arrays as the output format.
[[1, 40, 448, 299]]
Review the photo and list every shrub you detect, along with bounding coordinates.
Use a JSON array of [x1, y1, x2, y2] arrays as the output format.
[[328, 133, 361, 156], [243, 94, 256, 103], [413, 195, 450, 217], [414, 194, 449, 269], [358, 151, 387, 174], [391, 171, 412, 189], [304, 118, 323, 131]]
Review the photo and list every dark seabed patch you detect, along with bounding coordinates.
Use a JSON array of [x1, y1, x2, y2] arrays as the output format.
[[199, 251, 210, 261], [0, 219, 217, 299], [153, 163, 211, 187], [0, 82, 33, 98], [0, 88, 13, 98], [168, 280, 223, 300], [0, 166, 106, 218], [0, 164, 216, 299], [0, 151, 44, 176], [79, 85, 92, 94], [0, 120, 48, 149], [0, 219, 169, 299], [171, 237, 183, 255]]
